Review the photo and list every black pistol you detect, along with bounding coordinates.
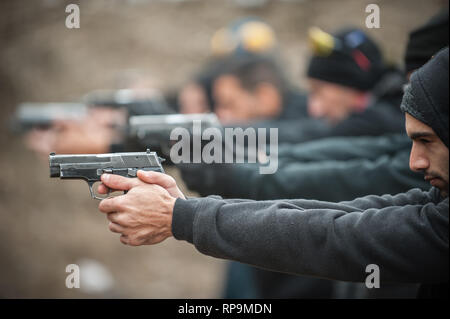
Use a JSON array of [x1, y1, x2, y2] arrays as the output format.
[[49, 149, 165, 199]]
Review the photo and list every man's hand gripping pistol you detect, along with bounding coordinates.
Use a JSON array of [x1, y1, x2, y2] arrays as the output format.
[[49, 149, 165, 199]]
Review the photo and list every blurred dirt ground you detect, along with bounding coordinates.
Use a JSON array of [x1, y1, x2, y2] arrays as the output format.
[[0, 0, 444, 298]]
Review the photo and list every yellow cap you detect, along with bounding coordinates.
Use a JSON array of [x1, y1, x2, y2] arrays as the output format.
[[210, 20, 277, 57], [308, 27, 335, 56], [239, 21, 276, 53]]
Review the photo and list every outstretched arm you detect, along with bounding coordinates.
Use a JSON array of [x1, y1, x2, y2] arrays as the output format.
[[98, 172, 448, 285]]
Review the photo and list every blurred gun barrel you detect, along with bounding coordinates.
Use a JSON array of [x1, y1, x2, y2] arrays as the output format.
[[127, 113, 221, 157], [11, 102, 88, 132], [83, 89, 175, 116]]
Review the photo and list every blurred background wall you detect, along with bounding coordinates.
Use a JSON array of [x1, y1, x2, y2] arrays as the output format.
[[0, 0, 444, 298]]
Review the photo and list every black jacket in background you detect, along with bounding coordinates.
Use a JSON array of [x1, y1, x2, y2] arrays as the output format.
[[180, 134, 428, 201]]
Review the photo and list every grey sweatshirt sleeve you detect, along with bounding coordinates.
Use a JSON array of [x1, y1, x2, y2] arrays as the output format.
[[172, 188, 448, 284]]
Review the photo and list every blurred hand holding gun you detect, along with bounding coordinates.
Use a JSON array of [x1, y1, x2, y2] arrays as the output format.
[[127, 113, 221, 157], [12, 88, 175, 156]]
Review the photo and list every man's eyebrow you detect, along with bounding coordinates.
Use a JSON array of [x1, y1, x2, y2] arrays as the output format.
[[409, 132, 435, 139]]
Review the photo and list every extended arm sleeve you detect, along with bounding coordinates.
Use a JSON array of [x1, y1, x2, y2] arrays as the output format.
[[276, 134, 411, 163], [172, 189, 448, 284], [181, 134, 423, 201], [220, 151, 428, 202]]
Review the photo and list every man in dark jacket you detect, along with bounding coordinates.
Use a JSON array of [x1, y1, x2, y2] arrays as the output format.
[[97, 48, 449, 298]]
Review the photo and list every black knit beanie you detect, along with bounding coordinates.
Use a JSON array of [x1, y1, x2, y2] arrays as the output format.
[[404, 8, 449, 74], [401, 47, 449, 148], [307, 28, 385, 91]]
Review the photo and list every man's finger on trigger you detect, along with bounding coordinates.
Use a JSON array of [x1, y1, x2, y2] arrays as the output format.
[[101, 173, 141, 191], [98, 183, 122, 195], [97, 183, 109, 194]]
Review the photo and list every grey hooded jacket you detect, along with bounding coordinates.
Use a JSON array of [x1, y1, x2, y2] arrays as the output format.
[[172, 187, 448, 296]]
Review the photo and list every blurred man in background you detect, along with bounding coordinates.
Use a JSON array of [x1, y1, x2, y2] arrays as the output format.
[[266, 27, 405, 144], [211, 55, 308, 124], [177, 17, 279, 115]]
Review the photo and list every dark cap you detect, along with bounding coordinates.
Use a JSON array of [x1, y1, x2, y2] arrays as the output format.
[[404, 8, 449, 74], [306, 27, 385, 91], [401, 47, 449, 147]]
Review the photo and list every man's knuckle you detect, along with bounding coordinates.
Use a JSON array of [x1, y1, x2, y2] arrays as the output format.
[[113, 198, 127, 212], [118, 214, 130, 226]]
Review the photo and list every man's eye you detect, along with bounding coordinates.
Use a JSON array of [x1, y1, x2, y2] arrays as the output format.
[[420, 138, 431, 144]]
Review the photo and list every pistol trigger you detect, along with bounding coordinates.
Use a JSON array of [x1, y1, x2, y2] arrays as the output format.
[[87, 181, 97, 199]]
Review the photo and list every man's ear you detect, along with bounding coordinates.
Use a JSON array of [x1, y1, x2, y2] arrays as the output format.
[[254, 83, 282, 118]]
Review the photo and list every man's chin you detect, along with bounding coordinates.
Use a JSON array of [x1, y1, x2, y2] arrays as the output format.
[[428, 178, 448, 197]]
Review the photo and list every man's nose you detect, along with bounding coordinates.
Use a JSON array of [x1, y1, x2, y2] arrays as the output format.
[[409, 147, 430, 172], [308, 99, 324, 118]]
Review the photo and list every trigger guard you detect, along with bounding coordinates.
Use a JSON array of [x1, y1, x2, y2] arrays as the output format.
[[88, 181, 111, 200]]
